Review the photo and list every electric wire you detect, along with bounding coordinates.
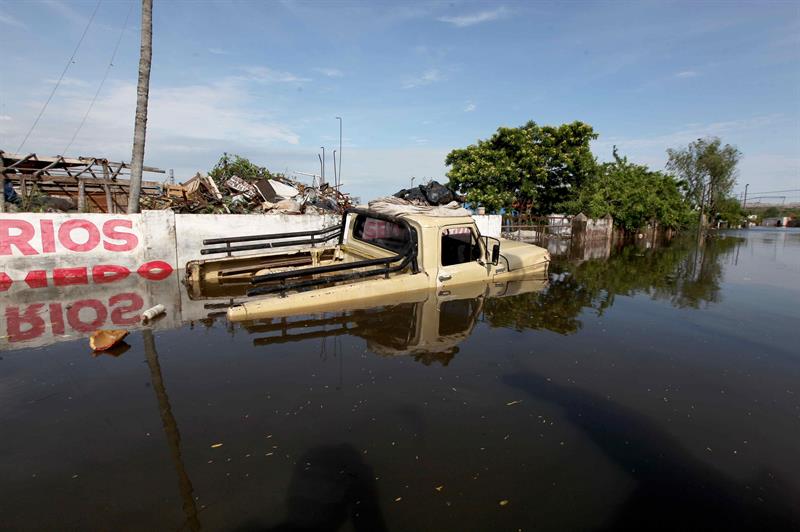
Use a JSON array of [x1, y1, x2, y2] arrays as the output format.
[[15, 0, 103, 154], [63, 0, 134, 155]]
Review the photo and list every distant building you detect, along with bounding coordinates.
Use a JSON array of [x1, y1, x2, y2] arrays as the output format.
[[761, 216, 791, 227]]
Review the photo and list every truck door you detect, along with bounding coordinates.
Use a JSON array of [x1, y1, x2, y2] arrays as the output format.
[[437, 225, 491, 289]]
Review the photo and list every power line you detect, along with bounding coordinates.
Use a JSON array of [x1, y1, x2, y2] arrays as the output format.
[[737, 188, 800, 195], [63, 1, 134, 155], [16, 0, 103, 154]]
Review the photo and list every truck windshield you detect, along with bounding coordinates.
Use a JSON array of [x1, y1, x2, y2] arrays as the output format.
[[352, 214, 410, 253]]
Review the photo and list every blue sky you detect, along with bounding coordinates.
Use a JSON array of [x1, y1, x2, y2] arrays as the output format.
[[1, 0, 798, 203]]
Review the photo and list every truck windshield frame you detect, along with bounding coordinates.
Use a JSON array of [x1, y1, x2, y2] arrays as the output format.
[[441, 226, 483, 266], [352, 213, 411, 254]]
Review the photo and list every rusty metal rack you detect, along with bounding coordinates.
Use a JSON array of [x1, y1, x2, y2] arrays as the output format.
[[246, 209, 420, 297]]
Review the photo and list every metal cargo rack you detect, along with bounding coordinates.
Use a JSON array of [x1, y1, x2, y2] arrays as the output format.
[[198, 209, 419, 297]]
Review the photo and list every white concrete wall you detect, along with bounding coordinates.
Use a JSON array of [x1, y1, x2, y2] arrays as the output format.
[[174, 213, 340, 267], [0, 210, 177, 283], [472, 214, 501, 238]]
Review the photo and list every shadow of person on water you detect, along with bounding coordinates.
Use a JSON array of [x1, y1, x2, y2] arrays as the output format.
[[503, 371, 799, 531], [234, 443, 386, 532]]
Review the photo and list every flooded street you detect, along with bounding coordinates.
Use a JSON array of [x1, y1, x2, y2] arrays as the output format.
[[2, 229, 799, 530]]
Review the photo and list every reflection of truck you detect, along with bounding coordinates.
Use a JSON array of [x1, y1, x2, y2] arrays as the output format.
[[243, 278, 548, 365], [185, 208, 550, 321]]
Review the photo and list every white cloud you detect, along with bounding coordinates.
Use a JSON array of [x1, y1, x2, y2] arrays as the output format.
[[0, 10, 28, 28], [675, 70, 698, 78], [2, 76, 301, 175], [243, 66, 311, 83], [0, 115, 11, 121], [45, 77, 89, 87], [208, 47, 228, 55], [41, 0, 89, 26], [464, 102, 476, 112], [403, 69, 442, 89], [438, 7, 508, 28], [314, 67, 344, 78]]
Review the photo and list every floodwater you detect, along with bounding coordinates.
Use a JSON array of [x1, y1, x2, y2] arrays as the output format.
[[1, 228, 799, 531]]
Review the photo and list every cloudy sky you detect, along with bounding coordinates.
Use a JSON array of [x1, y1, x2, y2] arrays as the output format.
[[1, 0, 798, 202]]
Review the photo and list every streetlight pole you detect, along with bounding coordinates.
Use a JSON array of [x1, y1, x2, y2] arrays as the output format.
[[332, 150, 337, 187], [336, 116, 342, 189]]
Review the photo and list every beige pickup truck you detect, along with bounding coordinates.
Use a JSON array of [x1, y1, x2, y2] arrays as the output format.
[[185, 207, 550, 321]]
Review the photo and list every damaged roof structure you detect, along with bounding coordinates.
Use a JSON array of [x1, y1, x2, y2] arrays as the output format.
[[1, 150, 353, 215], [0, 150, 165, 213]]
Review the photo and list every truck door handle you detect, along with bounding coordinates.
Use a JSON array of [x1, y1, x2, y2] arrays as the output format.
[[438, 273, 452, 282]]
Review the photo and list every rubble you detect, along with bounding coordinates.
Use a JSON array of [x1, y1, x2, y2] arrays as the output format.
[[142, 172, 351, 215]]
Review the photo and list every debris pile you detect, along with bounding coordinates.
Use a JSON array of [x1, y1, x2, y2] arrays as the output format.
[[141, 173, 352, 214], [393, 180, 464, 206]]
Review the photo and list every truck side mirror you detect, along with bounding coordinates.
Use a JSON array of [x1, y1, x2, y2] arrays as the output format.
[[491, 243, 500, 265]]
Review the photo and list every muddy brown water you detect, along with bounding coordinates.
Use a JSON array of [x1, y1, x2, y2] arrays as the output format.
[[1, 228, 799, 531]]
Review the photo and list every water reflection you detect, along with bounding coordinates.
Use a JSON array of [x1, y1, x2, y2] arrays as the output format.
[[143, 329, 201, 531], [242, 279, 547, 366], [484, 234, 743, 335], [0, 233, 748, 353]]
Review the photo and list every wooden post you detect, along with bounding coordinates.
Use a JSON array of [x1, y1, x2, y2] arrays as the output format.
[[78, 179, 86, 212], [0, 171, 5, 213], [102, 162, 113, 213], [570, 213, 588, 260], [19, 176, 27, 208]]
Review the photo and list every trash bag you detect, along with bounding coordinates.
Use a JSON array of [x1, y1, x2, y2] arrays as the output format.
[[393, 181, 458, 206], [422, 181, 454, 205]]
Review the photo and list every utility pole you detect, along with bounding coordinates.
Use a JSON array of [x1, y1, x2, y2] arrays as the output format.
[[127, 0, 153, 213], [320, 146, 325, 186], [336, 116, 342, 188], [742, 183, 749, 210]]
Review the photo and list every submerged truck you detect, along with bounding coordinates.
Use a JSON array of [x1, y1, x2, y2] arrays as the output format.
[[185, 207, 550, 321]]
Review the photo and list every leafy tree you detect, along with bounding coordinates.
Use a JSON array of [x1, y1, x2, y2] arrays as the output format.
[[666, 137, 741, 217], [713, 196, 745, 227], [208, 153, 277, 187], [445, 121, 597, 214], [567, 147, 692, 231]]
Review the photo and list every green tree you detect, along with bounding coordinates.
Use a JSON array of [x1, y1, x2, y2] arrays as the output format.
[[445, 121, 597, 214], [666, 137, 741, 217], [713, 196, 745, 227], [208, 153, 277, 187], [567, 147, 692, 231]]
